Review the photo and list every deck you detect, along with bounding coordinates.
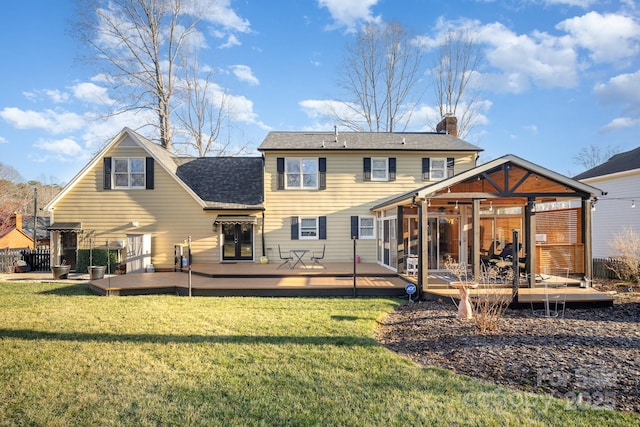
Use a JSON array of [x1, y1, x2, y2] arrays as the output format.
[[1, 261, 614, 307]]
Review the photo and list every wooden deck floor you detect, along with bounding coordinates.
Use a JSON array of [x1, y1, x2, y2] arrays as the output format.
[[1, 262, 613, 306]]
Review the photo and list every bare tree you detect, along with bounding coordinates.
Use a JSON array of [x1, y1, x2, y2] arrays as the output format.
[[0, 162, 25, 239], [173, 58, 247, 157], [432, 30, 482, 139], [75, 0, 202, 151], [573, 144, 621, 170], [334, 22, 424, 132]]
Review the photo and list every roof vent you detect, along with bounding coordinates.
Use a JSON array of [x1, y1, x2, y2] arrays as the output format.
[[334, 125, 339, 143], [402, 137, 406, 145], [343, 140, 347, 148]]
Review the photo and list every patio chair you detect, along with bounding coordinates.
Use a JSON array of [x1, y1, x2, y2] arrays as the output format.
[[406, 255, 418, 276], [277, 245, 293, 269], [531, 267, 569, 318], [310, 244, 325, 268]]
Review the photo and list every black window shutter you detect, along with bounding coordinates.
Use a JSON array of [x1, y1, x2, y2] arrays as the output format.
[[350, 216, 359, 239], [319, 157, 326, 190], [319, 216, 327, 240], [447, 157, 455, 178], [363, 158, 371, 181], [389, 158, 396, 181], [146, 157, 154, 189], [277, 158, 285, 190], [422, 158, 430, 181], [291, 216, 299, 240], [103, 157, 112, 190]]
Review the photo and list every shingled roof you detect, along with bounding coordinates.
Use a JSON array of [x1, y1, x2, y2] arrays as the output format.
[[573, 146, 640, 180], [258, 131, 483, 152], [175, 157, 264, 209]]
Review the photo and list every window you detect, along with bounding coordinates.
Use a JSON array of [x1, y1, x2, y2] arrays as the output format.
[[284, 158, 318, 189], [299, 217, 318, 238], [113, 158, 146, 189], [422, 157, 454, 181], [291, 216, 327, 240], [364, 157, 396, 181], [359, 216, 375, 239], [429, 158, 446, 180], [351, 215, 375, 239], [371, 158, 388, 181]]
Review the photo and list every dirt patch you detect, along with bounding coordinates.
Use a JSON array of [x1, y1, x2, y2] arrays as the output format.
[[375, 283, 640, 413]]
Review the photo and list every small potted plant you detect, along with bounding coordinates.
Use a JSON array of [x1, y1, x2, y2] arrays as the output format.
[[52, 260, 70, 280], [87, 236, 106, 280]]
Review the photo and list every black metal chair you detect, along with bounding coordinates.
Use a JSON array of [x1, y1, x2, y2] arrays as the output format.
[[277, 245, 293, 269], [310, 244, 325, 268]]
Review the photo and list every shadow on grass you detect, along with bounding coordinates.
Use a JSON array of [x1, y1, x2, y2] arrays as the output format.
[[0, 328, 379, 346], [38, 284, 96, 296]]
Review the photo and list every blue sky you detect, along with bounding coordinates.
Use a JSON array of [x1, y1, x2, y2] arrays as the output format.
[[1, 0, 639, 184]]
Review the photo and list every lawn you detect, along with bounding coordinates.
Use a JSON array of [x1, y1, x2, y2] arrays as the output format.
[[0, 282, 636, 426]]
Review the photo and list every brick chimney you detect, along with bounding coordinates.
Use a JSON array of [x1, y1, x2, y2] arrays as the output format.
[[436, 114, 458, 137], [12, 213, 23, 231]]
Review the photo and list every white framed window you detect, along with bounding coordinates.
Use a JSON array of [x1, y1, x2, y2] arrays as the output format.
[[286, 158, 318, 189], [299, 217, 319, 239], [113, 158, 146, 189], [371, 157, 389, 181], [359, 216, 375, 239], [429, 158, 446, 181]]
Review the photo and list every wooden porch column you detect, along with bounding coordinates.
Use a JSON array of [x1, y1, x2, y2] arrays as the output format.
[[526, 197, 536, 287], [420, 199, 429, 290], [471, 199, 481, 280], [584, 198, 593, 279]]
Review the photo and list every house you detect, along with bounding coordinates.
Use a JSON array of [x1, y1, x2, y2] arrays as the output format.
[[257, 116, 482, 266], [44, 128, 263, 272], [573, 146, 640, 258], [45, 118, 604, 290], [0, 213, 34, 250]]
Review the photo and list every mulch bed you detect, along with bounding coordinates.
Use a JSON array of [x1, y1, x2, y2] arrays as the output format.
[[375, 286, 640, 414]]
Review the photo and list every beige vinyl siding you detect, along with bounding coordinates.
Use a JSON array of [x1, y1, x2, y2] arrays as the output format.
[[263, 150, 475, 263], [51, 141, 260, 269]]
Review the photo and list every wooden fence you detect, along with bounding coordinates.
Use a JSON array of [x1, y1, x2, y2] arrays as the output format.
[[592, 257, 631, 280], [0, 248, 51, 273]]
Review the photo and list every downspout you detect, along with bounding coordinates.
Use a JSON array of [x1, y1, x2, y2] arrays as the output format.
[[261, 211, 266, 257]]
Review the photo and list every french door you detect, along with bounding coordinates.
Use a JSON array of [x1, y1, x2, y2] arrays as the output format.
[[222, 223, 254, 261]]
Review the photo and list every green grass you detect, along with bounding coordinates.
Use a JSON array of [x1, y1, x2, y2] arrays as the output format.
[[0, 282, 636, 426]]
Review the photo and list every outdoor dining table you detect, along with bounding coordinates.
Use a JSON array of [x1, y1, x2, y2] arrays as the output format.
[[290, 249, 309, 269]]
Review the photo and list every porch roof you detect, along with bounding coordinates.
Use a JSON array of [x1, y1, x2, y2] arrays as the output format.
[[47, 222, 83, 232], [371, 154, 606, 211]]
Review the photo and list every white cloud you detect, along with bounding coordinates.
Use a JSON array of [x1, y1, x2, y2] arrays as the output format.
[[219, 34, 241, 49], [71, 82, 114, 105], [317, 0, 381, 32], [0, 136, 7, 144], [33, 137, 87, 162], [542, 0, 597, 7], [44, 89, 69, 103], [230, 65, 259, 85], [478, 22, 578, 91], [599, 116, 640, 132], [417, 18, 578, 93], [557, 11, 640, 63], [0, 107, 85, 134], [593, 69, 640, 107], [197, 0, 251, 33]]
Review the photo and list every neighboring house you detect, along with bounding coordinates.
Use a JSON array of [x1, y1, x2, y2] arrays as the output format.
[[574, 146, 640, 258], [0, 214, 34, 250], [44, 128, 263, 272]]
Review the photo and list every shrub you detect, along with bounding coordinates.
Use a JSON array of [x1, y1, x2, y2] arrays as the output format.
[[607, 227, 640, 284], [76, 249, 119, 274]]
